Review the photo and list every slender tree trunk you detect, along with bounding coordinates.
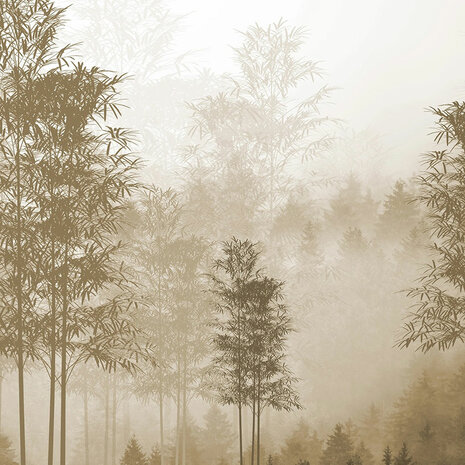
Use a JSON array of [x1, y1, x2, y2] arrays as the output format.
[[238, 404, 243, 465], [48, 237, 57, 465], [158, 274, 165, 465], [84, 375, 90, 465], [238, 305, 243, 465], [0, 366, 3, 434], [257, 375, 261, 465], [60, 251, 69, 465], [18, 354, 26, 465], [15, 141, 26, 465], [104, 375, 109, 465], [175, 359, 181, 465], [59, 321, 67, 465], [159, 385, 165, 465], [251, 395, 256, 465], [182, 353, 187, 465], [112, 374, 117, 465], [47, 328, 56, 465]]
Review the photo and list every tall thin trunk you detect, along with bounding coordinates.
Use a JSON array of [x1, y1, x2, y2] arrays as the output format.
[[18, 352, 25, 465], [182, 352, 187, 465], [158, 273, 165, 465], [257, 375, 261, 465], [238, 404, 243, 465], [84, 374, 90, 465], [104, 375, 109, 465], [159, 386, 165, 465], [112, 374, 117, 465], [0, 366, 3, 434], [15, 139, 26, 465], [238, 305, 243, 465], [251, 389, 256, 465], [48, 236, 57, 465], [175, 360, 181, 465], [59, 172, 72, 465], [60, 246, 69, 465]]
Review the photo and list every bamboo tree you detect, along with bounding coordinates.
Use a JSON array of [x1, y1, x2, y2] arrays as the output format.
[[84, 371, 90, 465], [170, 235, 210, 465], [245, 277, 301, 465], [130, 187, 181, 465], [68, 364, 100, 465], [131, 189, 210, 465], [184, 20, 332, 243], [399, 101, 465, 352], [104, 373, 110, 465], [30, 39, 156, 465], [0, 2, 71, 463], [112, 373, 117, 465], [209, 238, 262, 465]]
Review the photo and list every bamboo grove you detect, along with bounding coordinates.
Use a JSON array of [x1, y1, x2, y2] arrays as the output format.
[[0, 2, 302, 464], [2, 1, 465, 465]]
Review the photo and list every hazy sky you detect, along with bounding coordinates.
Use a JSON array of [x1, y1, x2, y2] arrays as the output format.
[[170, 0, 465, 176]]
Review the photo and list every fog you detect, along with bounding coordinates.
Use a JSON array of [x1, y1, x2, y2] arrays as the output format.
[[1, 1, 465, 465]]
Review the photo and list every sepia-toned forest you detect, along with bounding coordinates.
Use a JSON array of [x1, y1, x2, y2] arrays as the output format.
[[1, 1, 465, 465]]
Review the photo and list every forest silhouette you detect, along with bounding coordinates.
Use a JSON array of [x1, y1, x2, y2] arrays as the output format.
[[0, 2, 465, 465]]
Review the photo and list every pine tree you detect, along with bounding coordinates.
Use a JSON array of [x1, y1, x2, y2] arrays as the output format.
[[147, 446, 161, 465], [346, 456, 362, 465], [394, 444, 414, 465], [320, 424, 354, 465], [199, 405, 234, 465], [280, 419, 322, 465], [354, 442, 374, 465], [266, 455, 273, 465], [325, 175, 377, 241], [386, 372, 447, 450], [297, 461, 310, 465], [382, 446, 392, 465], [376, 180, 418, 244], [0, 434, 18, 465], [121, 436, 147, 465], [360, 404, 382, 455]]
